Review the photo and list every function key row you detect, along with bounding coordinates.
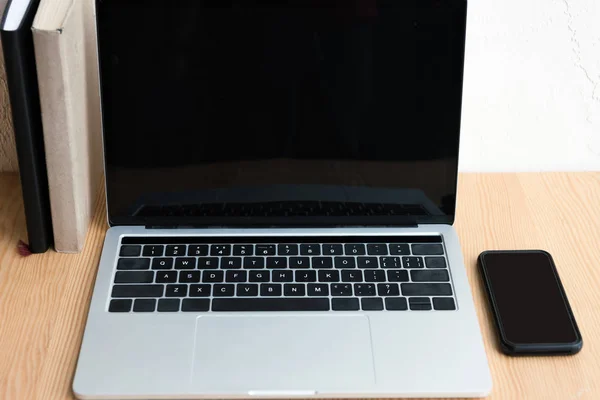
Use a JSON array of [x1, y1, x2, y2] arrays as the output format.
[[116, 256, 448, 271], [119, 243, 445, 257], [109, 296, 455, 313]]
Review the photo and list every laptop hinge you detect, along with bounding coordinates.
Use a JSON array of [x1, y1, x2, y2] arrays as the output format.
[[144, 216, 419, 230], [144, 223, 420, 229]]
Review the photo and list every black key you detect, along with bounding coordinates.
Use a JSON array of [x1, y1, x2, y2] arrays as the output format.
[[190, 284, 211, 297], [244, 257, 265, 269], [203, 271, 224, 283], [377, 283, 400, 296], [221, 257, 242, 269], [197, 257, 219, 269], [284, 284, 306, 296], [409, 297, 432, 310], [213, 284, 235, 297], [226, 270, 247, 282], [133, 299, 156, 312], [295, 270, 317, 282], [114, 271, 154, 284], [117, 258, 150, 270], [332, 298, 359, 311], [425, 257, 447, 269], [323, 244, 343, 255], [175, 257, 196, 269], [334, 257, 356, 269], [402, 256, 423, 269], [182, 299, 210, 312], [354, 284, 376, 296], [156, 270, 177, 283], [341, 270, 363, 282], [312, 257, 333, 269], [389, 244, 410, 255], [331, 284, 352, 296], [249, 270, 270, 282], [151, 258, 173, 270], [261, 284, 282, 296], [290, 257, 310, 269], [273, 270, 294, 282], [367, 244, 388, 255], [166, 284, 187, 297], [357, 257, 378, 268], [402, 283, 452, 296], [188, 245, 209, 256], [387, 269, 409, 282], [143, 245, 164, 256], [157, 298, 180, 312], [237, 284, 259, 296], [112, 285, 164, 298], [120, 245, 141, 257], [179, 271, 201, 283], [211, 245, 231, 256], [344, 244, 365, 255], [380, 257, 401, 268], [233, 244, 253, 256], [318, 270, 340, 282], [212, 298, 329, 311], [412, 244, 444, 255], [433, 297, 456, 310], [385, 297, 408, 311], [278, 244, 298, 255], [255, 245, 276, 256], [109, 299, 132, 312], [361, 298, 384, 311], [266, 257, 287, 269], [411, 270, 450, 282], [364, 270, 387, 282], [165, 245, 186, 256], [308, 284, 329, 296], [300, 244, 321, 255]]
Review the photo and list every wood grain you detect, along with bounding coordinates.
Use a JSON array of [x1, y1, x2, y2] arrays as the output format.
[[0, 173, 107, 399], [0, 172, 599, 400], [0, 46, 19, 172]]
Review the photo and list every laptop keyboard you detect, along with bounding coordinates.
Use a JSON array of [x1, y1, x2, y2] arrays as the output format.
[[109, 236, 456, 313]]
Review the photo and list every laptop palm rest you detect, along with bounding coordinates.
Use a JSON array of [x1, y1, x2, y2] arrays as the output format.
[[191, 315, 375, 392]]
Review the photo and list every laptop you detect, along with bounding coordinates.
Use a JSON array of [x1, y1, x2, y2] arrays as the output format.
[[73, 0, 491, 398]]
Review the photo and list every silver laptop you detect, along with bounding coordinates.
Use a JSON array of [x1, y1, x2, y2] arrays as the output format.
[[74, 0, 491, 398]]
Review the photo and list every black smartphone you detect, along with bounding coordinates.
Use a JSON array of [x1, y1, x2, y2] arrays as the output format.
[[478, 250, 582, 355]]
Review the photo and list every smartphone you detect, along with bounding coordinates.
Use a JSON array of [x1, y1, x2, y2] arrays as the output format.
[[478, 250, 582, 355]]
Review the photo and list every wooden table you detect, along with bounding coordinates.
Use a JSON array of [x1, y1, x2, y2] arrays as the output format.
[[0, 172, 599, 400]]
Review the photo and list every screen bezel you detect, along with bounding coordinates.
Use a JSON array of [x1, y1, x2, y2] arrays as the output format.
[[95, 0, 467, 228], [479, 250, 582, 354]]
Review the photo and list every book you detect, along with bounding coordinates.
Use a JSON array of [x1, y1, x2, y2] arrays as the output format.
[[1, 0, 53, 253], [32, 0, 103, 253]]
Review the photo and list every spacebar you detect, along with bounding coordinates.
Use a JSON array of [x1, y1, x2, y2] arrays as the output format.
[[212, 298, 330, 311]]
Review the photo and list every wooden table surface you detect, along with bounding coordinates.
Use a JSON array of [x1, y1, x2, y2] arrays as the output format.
[[0, 172, 599, 400]]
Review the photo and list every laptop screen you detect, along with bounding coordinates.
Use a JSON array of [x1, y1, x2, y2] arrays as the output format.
[[97, 0, 467, 227]]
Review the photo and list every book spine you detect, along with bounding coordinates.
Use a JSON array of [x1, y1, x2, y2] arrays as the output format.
[[1, 28, 53, 253], [33, 28, 84, 252]]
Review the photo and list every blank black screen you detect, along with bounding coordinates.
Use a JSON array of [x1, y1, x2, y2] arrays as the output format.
[[482, 252, 578, 345], [96, 0, 467, 227]]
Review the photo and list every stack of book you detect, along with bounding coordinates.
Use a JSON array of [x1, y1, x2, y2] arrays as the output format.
[[0, 0, 103, 253]]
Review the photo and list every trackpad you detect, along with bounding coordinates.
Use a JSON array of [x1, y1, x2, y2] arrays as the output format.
[[191, 315, 375, 392]]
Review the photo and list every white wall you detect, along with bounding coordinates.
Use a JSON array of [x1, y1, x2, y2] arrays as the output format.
[[459, 0, 600, 171]]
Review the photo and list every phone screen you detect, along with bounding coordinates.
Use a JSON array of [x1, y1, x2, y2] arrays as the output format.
[[480, 251, 579, 345]]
